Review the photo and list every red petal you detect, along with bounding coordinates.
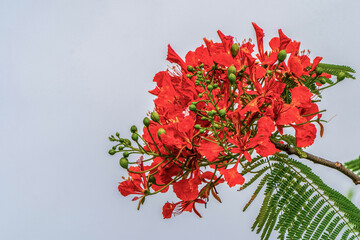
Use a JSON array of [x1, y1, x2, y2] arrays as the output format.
[[293, 123, 317, 147], [219, 165, 245, 187], [198, 140, 223, 162]]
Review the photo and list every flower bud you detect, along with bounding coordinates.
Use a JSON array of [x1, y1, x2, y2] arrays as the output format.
[[228, 73, 236, 84], [199, 129, 205, 134], [157, 128, 166, 136], [116, 132, 120, 137], [186, 74, 192, 78], [187, 65, 194, 72], [194, 124, 201, 129], [130, 125, 137, 133], [207, 84, 213, 91], [150, 112, 160, 123], [315, 67, 323, 76], [198, 93, 203, 98], [131, 133, 138, 141], [189, 104, 197, 111], [219, 109, 226, 117], [199, 63, 204, 68], [266, 70, 272, 76], [118, 146, 124, 151], [119, 157, 129, 169], [319, 78, 326, 84], [108, 149, 116, 155], [230, 43, 240, 57], [123, 151, 130, 158], [337, 72, 346, 81], [227, 65, 237, 78], [277, 50, 287, 62], [148, 175, 156, 184], [143, 117, 151, 127], [213, 83, 218, 88]]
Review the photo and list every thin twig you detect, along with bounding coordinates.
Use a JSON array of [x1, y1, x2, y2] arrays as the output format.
[[272, 141, 360, 185]]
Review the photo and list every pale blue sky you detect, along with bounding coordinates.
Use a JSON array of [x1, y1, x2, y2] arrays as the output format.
[[1, 1, 360, 239]]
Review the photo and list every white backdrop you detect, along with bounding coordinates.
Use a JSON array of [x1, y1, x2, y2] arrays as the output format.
[[1, 0, 360, 239]]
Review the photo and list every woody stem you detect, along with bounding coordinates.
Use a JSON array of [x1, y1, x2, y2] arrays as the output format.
[[272, 141, 360, 185]]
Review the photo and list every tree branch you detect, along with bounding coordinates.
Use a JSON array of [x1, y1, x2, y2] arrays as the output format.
[[272, 141, 360, 185]]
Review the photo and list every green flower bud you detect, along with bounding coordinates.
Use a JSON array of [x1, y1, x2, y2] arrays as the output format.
[[194, 124, 201, 129], [210, 110, 217, 116], [201, 116, 207, 121], [118, 146, 124, 151], [227, 65, 237, 78], [228, 73, 236, 84], [150, 112, 160, 123], [116, 132, 120, 137], [206, 80, 211, 84], [315, 66, 323, 76], [148, 175, 156, 184], [119, 157, 129, 169], [213, 83, 218, 88], [219, 109, 226, 117], [277, 50, 287, 62], [108, 149, 116, 155], [189, 104, 197, 111], [112, 146, 116, 150], [319, 77, 326, 84], [187, 65, 194, 72], [266, 70, 272, 76], [200, 63, 204, 68], [230, 43, 240, 57], [198, 93, 203, 98], [337, 72, 346, 81], [143, 117, 151, 127], [195, 80, 200, 85], [131, 133, 138, 141], [207, 84, 213, 91], [123, 151, 130, 158], [199, 129, 205, 134], [186, 74, 192, 78], [157, 128, 166, 136], [130, 125, 137, 133], [213, 124, 220, 129]]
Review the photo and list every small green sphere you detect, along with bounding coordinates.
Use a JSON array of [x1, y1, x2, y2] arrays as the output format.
[[119, 157, 129, 169], [143, 117, 151, 127], [187, 65, 194, 72], [228, 73, 236, 84], [201, 116, 207, 121], [150, 112, 160, 123], [148, 175, 156, 184], [219, 109, 226, 117], [277, 50, 287, 62], [199, 129, 206, 134], [130, 125, 137, 133], [227, 65, 237, 78], [123, 151, 130, 158], [319, 78, 327, 84], [198, 93, 203, 98], [118, 146, 124, 151], [337, 72, 346, 81], [186, 74, 192, 78], [213, 83, 219, 88], [189, 104, 197, 111], [108, 149, 116, 155], [266, 70, 272, 76], [194, 124, 201, 129], [230, 43, 240, 58], [207, 84, 213, 91], [199, 63, 204, 68], [157, 128, 166, 136], [131, 133, 138, 141], [315, 66, 323, 76]]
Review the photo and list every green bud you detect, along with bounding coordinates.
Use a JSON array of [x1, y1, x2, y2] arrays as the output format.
[[207, 84, 213, 91], [112, 146, 116, 150], [219, 109, 226, 117], [200, 63, 204, 68], [195, 80, 200, 85], [210, 110, 217, 116], [194, 124, 201, 129], [337, 72, 346, 81], [198, 93, 203, 98], [150, 112, 160, 123], [157, 128, 166, 136], [118, 146, 124, 151], [119, 157, 129, 169], [230, 43, 240, 57], [201, 116, 207, 121], [315, 67, 323, 76], [186, 74, 192, 78], [131, 133, 138, 141], [266, 70, 272, 76], [199, 129, 206, 134], [116, 132, 120, 137], [108, 149, 116, 155], [130, 125, 137, 133], [277, 50, 287, 62], [227, 65, 237, 78], [189, 104, 197, 111], [213, 83, 218, 88], [213, 124, 220, 129], [206, 80, 211, 84], [148, 175, 156, 184], [143, 117, 151, 127], [187, 65, 194, 72], [228, 73, 236, 84], [319, 78, 326, 84], [123, 151, 130, 158]]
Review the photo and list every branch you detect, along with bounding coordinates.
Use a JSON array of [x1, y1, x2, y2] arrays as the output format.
[[272, 141, 360, 185]]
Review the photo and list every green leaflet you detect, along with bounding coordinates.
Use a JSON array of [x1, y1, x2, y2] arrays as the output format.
[[345, 156, 360, 176], [242, 153, 360, 240]]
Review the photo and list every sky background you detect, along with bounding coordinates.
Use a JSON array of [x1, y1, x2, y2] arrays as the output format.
[[1, 0, 360, 239]]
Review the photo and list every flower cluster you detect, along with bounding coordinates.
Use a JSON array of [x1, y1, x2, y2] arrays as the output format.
[[109, 23, 344, 218]]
